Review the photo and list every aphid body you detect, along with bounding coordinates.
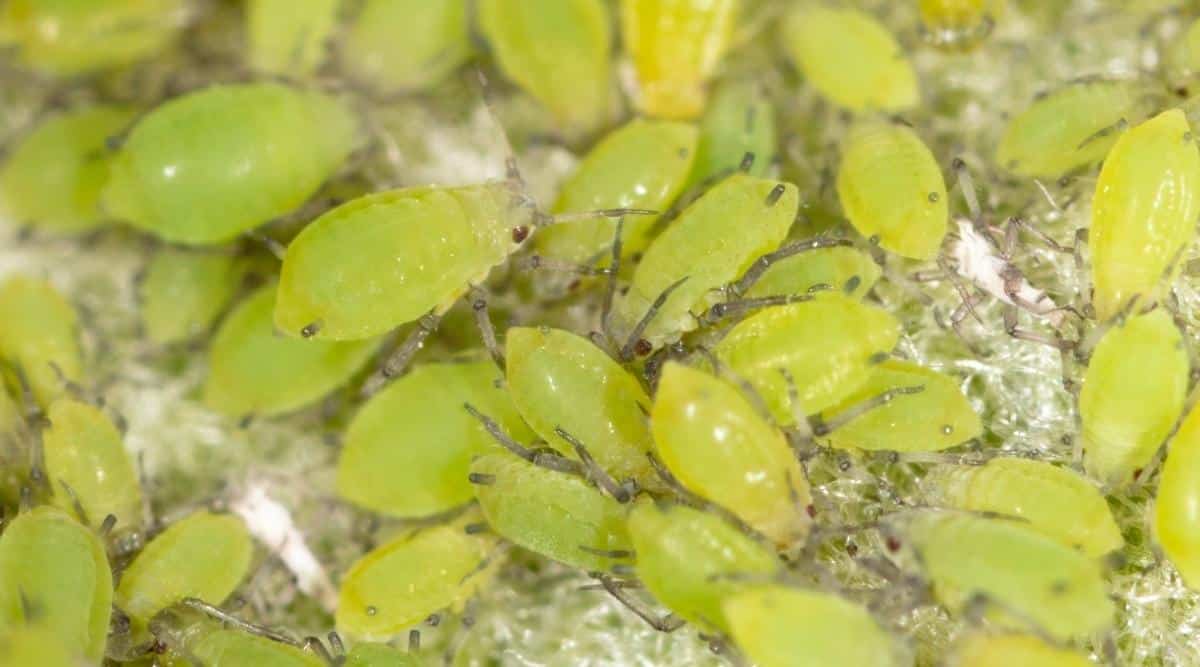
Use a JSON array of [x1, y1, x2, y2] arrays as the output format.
[[686, 79, 777, 190], [183, 627, 324, 667], [950, 633, 1092, 667], [139, 248, 245, 344], [339, 0, 472, 94], [1155, 398, 1200, 589], [745, 245, 880, 301], [344, 642, 424, 667], [246, 0, 340, 76], [0, 625, 79, 667], [0, 277, 82, 408]]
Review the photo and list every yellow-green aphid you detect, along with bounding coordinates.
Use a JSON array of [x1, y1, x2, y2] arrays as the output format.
[[0, 507, 111, 661], [619, 0, 739, 120], [41, 398, 142, 532], [246, 0, 340, 75], [470, 453, 632, 571], [918, 0, 992, 48], [204, 284, 379, 418], [745, 246, 880, 301], [614, 173, 798, 346], [626, 501, 778, 634], [652, 363, 811, 546], [995, 80, 1148, 179], [0, 388, 25, 507], [1154, 397, 1200, 589], [339, 0, 472, 94], [1168, 19, 1200, 82], [183, 628, 324, 667], [115, 511, 253, 628], [837, 120, 947, 260], [337, 359, 534, 518], [102, 83, 359, 245], [0, 0, 187, 75], [781, 4, 918, 112], [1090, 109, 1200, 321], [344, 643, 424, 667], [0, 106, 135, 234], [818, 359, 981, 452], [478, 0, 613, 137], [904, 512, 1114, 641], [506, 327, 658, 487], [925, 457, 1121, 557], [139, 248, 245, 345], [713, 294, 901, 424], [336, 517, 499, 641], [686, 79, 777, 190], [723, 586, 904, 667], [950, 633, 1092, 667], [533, 119, 697, 264], [0, 625, 78, 667], [1079, 309, 1187, 486], [0, 277, 83, 408]]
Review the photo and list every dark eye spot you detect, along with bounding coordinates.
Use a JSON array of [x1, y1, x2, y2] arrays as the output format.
[[512, 226, 530, 243]]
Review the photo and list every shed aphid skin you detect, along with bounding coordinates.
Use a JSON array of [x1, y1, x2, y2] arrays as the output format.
[[0, 276, 83, 409], [0, 625, 79, 667], [0, 507, 112, 661], [139, 248, 245, 345], [618, 0, 739, 120], [336, 359, 535, 518], [1154, 394, 1200, 590], [686, 79, 777, 191], [339, 0, 472, 95], [745, 245, 881, 301], [781, 4, 919, 113], [101, 82, 360, 245], [1079, 309, 1187, 486], [246, 0, 340, 76], [949, 633, 1092, 667], [1089, 108, 1200, 322], [204, 283, 380, 419], [918, 0, 994, 49], [836, 120, 948, 261]]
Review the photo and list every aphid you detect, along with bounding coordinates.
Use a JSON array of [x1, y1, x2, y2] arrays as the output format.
[[722, 586, 904, 667], [0, 106, 135, 234], [745, 245, 880, 301], [478, 0, 613, 137], [0, 625, 79, 667], [344, 642, 424, 667], [950, 633, 1092, 667], [686, 79, 777, 190], [1079, 309, 1187, 486], [1154, 397, 1200, 590], [339, 0, 473, 95], [781, 4, 919, 112], [246, 0, 340, 76], [41, 398, 143, 532], [902, 511, 1114, 641], [618, 0, 739, 120], [533, 119, 698, 265], [925, 457, 1121, 557], [918, 0, 994, 49], [204, 284, 380, 418], [139, 248, 245, 345], [712, 294, 901, 424], [102, 83, 360, 245], [0, 388, 24, 507], [176, 627, 325, 667], [1169, 19, 1200, 81], [1090, 108, 1200, 321], [0, 277, 83, 408], [0, 507, 112, 661], [837, 120, 948, 260], [995, 80, 1149, 179], [651, 363, 811, 545], [336, 517, 499, 641], [336, 359, 534, 518]]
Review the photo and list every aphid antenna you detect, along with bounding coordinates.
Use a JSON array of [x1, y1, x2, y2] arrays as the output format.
[[409, 629, 421, 653], [591, 572, 686, 633], [553, 425, 632, 503], [697, 293, 813, 327], [951, 157, 982, 221], [514, 253, 612, 278], [463, 402, 585, 477], [361, 310, 443, 398], [577, 545, 636, 560], [179, 597, 301, 647], [618, 276, 690, 362], [468, 286, 506, 371]]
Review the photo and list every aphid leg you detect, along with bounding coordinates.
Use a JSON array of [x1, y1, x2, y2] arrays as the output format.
[[726, 237, 854, 298], [468, 286, 506, 371], [409, 629, 421, 652], [809, 385, 926, 437], [179, 597, 299, 646], [99, 513, 117, 537], [543, 208, 659, 227], [463, 403, 584, 476], [361, 311, 443, 397], [1002, 303, 1074, 351], [1076, 116, 1128, 150], [645, 451, 769, 542], [779, 368, 817, 455], [693, 347, 775, 423], [327, 631, 345, 659], [243, 230, 286, 261], [952, 157, 982, 220], [593, 573, 685, 632], [578, 545, 635, 560], [553, 426, 631, 502], [600, 217, 626, 348], [301, 636, 334, 662], [697, 293, 813, 327], [618, 276, 690, 361], [515, 253, 611, 278]]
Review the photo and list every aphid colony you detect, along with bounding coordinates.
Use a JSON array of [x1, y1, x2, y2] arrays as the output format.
[[2, 1, 1200, 666]]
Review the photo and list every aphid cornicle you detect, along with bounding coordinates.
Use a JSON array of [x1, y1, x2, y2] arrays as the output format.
[[1089, 108, 1200, 321], [0, 276, 83, 409], [101, 83, 360, 245], [1154, 397, 1200, 590], [140, 248, 245, 345], [651, 363, 811, 546], [950, 633, 1092, 667], [246, 0, 340, 76], [686, 79, 777, 190], [340, 0, 472, 95], [745, 245, 881, 301], [1079, 309, 1187, 486]]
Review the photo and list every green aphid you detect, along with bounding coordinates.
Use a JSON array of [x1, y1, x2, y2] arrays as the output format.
[[1080, 309, 1187, 486], [1169, 19, 1200, 81], [246, 0, 340, 76], [204, 283, 380, 419], [344, 642, 425, 667], [0, 276, 83, 409], [102, 83, 360, 245], [340, 0, 472, 95], [950, 633, 1093, 667], [0, 106, 135, 234], [0, 507, 112, 661], [686, 79, 777, 190], [1154, 396, 1200, 590], [745, 245, 880, 301], [184, 628, 324, 667], [336, 359, 534, 518], [918, 0, 994, 50], [139, 248, 245, 345], [0, 387, 25, 507], [0, 625, 80, 667]]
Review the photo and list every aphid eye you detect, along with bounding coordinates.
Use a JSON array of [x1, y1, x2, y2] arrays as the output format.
[[512, 225, 530, 243], [633, 339, 653, 356]]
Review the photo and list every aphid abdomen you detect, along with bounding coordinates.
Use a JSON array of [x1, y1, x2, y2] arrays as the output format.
[[140, 248, 246, 345], [0, 277, 83, 408], [340, 0, 472, 94], [344, 642, 424, 667], [247, 0, 340, 76], [687, 79, 777, 190], [188, 628, 325, 666], [746, 246, 881, 300], [1155, 399, 1200, 590], [950, 633, 1092, 667]]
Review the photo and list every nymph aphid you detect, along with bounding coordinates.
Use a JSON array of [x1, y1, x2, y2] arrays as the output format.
[[339, 0, 473, 95], [0, 276, 83, 408]]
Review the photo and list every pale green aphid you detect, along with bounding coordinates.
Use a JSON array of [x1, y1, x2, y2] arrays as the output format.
[[1079, 309, 1187, 486], [904, 511, 1114, 641], [713, 293, 901, 424], [1089, 109, 1200, 321], [336, 359, 534, 518], [184, 628, 324, 667], [746, 245, 880, 301], [340, 0, 472, 94], [140, 248, 245, 345], [41, 398, 143, 532], [0, 507, 112, 661], [102, 83, 359, 245], [0, 106, 135, 234], [818, 359, 981, 452], [533, 119, 698, 265], [781, 4, 919, 112], [204, 284, 380, 418], [344, 642, 424, 667], [652, 363, 811, 546], [626, 501, 778, 634], [0, 276, 83, 408], [336, 517, 499, 641], [950, 633, 1092, 667], [723, 586, 904, 667], [470, 453, 632, 571], [837, 120, 948, 260], [0, 625, 79, 667], [925, 457, 1122, 557], [478, 0, 613, 137], [686, 79, 777, 190], [246, 0, 340, 76], [115, 511, 253, 627], [1154, 396, 1200, 590], [995, 80, 1149, 179], [1169, 19, 1200, 80], [0, 387, 24, 508]]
